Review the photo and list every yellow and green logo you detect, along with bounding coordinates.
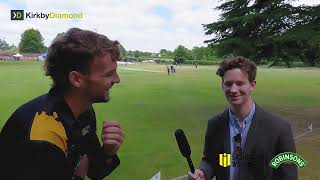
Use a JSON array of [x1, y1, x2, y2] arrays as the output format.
[[219, 153, 231, 167], [11, 10, 24, 20], [269, 152, 307, 169]]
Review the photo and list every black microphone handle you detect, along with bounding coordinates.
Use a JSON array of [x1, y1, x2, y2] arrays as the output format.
[[186, 156, 195, 173]]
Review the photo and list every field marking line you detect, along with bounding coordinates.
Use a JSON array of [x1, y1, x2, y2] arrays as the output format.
[[294, 131, 311, 140], [170, 174, 187, 180], [294, 128, 320, 140], [118, 67, 164, 73]]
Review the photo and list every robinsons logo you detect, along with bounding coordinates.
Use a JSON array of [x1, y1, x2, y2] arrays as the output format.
[[269, 152, 307, 169], [11, 10, 83, 20]]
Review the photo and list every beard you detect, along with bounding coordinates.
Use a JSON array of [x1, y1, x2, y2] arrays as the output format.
[[91, 91, 110, 103]]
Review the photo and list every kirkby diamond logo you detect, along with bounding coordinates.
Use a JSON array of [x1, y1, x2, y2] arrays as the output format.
[[11, 10, 24, 20]]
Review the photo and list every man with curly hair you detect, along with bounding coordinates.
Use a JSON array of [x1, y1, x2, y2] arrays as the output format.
[[188, 56, 297, 180], [0, 28, 124, 180]]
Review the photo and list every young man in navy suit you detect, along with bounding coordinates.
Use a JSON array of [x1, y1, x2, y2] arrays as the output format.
[[188, 56, 297, 180]]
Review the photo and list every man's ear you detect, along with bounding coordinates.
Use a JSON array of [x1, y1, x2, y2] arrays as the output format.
[[250, 80, 257, 91], [68, 71, 84, 88]]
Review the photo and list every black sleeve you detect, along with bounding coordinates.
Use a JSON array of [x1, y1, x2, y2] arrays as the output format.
[[199, 118, 216, 180], [1, 140, 70, 180], [84, 133, 120, 180], [0, 110, 71, 180], [21, 142, 71, 180], [275, 122, 298, 180]]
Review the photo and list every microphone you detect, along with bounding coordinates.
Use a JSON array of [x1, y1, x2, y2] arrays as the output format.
[[175, 129, 195, 173]]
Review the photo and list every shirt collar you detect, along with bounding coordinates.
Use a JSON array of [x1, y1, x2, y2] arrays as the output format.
[[229, 102, 256, 128], [48, 87, 92, 128]]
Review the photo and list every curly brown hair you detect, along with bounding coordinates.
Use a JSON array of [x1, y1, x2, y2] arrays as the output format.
[[216, 56, 257, 82], [44, 28, 120, 93]]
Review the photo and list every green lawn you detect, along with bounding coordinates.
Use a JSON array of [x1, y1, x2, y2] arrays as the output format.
[[296, 133, 320, 180], [0, 61, 319, 179]]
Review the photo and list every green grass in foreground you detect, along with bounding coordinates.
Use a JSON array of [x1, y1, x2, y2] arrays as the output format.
[[296, 133, 320, 180], [0, 62, 319, 179]]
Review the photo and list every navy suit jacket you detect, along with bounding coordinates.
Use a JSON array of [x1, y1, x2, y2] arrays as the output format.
[[199, 104, 298, 180]]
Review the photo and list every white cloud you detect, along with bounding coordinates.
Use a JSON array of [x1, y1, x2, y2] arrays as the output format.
[[0, 0, 317, 52], [290, 0, 319, 6]]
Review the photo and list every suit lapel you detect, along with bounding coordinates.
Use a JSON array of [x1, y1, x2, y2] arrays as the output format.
[[221, 111, 231, 153], [220, 109, 230, 180]]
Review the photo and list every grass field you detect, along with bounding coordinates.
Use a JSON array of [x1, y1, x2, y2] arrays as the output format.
[[0, 61, 319, 180]]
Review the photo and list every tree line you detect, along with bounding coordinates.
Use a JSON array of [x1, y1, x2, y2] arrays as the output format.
[[1, 29, 217, 65], [121, 45, 218, 63]]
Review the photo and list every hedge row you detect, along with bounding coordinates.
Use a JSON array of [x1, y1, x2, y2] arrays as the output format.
[[183, 60, 221, 65], [154, 59, 221, 65]]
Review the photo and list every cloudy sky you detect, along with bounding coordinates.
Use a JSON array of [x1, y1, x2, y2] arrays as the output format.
[[0, 0, 317, 53]]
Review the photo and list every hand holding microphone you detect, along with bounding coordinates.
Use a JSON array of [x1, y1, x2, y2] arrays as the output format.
[[187, 169, 205, 180], [175, 129, 195, 173], [175, 129, 205, 180]]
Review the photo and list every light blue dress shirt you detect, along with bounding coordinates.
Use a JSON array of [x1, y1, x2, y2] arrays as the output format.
[[229, 103, 255, 180]]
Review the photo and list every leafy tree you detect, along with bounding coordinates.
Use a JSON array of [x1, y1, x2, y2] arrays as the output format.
[[204, 46, 218, 61], [191, 46, 218, 61], [204, 0, 254, 58], [0, 38, 9, 50], [186, 49, 194, 60], [191, 46, 205, 60], [8, 44, 18, 53], [204, 0, 320, 67], [173, 45, 189, 64], [275, 5, 320, 67], [159, 49, 174, 59], [18, 28, 46, 53]]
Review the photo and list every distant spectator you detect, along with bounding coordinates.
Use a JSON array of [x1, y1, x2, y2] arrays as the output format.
[[170, 64, 176, 73], [166, 64, 170, 75]]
